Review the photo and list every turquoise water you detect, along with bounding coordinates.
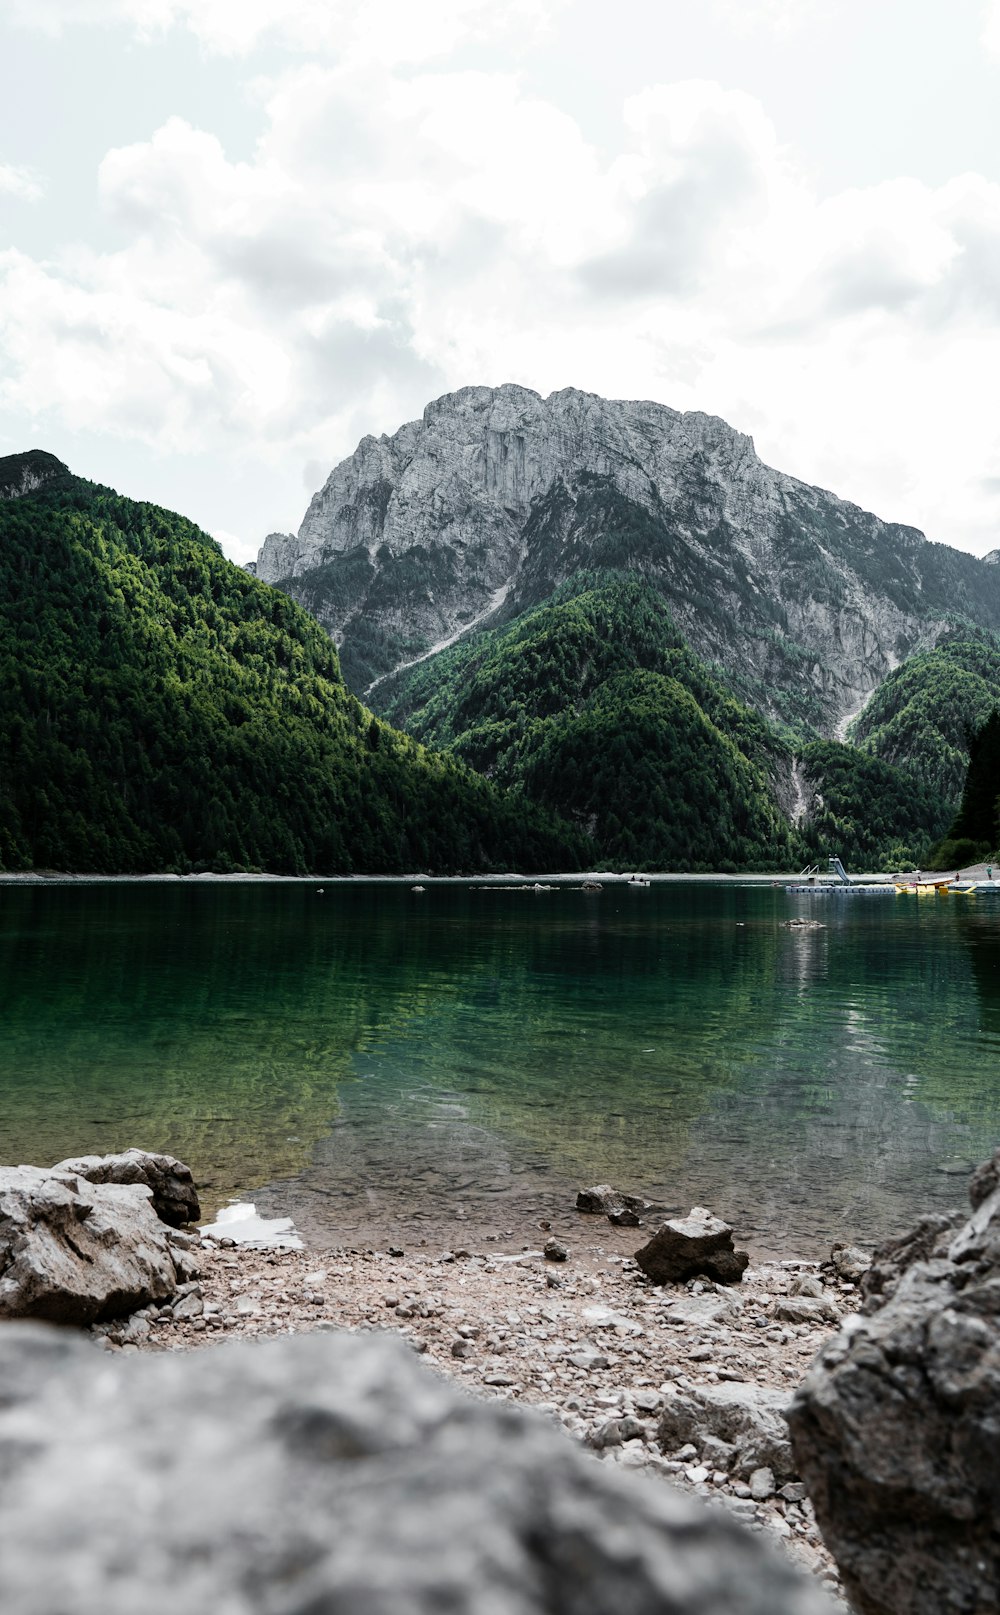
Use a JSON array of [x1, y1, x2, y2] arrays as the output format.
[[1, 880, 998, 1255]]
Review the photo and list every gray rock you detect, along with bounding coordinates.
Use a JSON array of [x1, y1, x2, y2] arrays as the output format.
[[858, 1210, 965, 1313], [576, 1184, 649, 1216], [788, 1148, 1000, 1615], [658, 1383, 797, 1482], [0, 1165, 195, 1326], [51, 1149, 201, 1227], [749, 1467, 776, 1501], [636, 1207, 750, 1286], [788, 1274, 826, 1298], [771, 1296, 839, 1327], [0, 1323, 835, 1614], [543, 1238, 568, 1262], [828, 1244, 870, 1284]]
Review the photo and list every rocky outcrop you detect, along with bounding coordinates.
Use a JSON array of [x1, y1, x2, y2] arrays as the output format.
[[0, 1163, 199, 1325], [51, 1148, 201, 1227], [0, 450, 71, 501], [787, 1149, 1000, 1615], [0, 1321, 835, 1614], [255, 384, 1000, 725], [635, 1207, 749, 1285]]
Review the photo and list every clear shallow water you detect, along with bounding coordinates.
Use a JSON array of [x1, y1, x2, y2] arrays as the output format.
[[1, 880, 999, 1256]]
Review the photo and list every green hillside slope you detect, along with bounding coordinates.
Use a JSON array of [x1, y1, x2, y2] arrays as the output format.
[[850, 633, 1000, 810], [374, 575, 800, 869], [0, 453, 585, 874]]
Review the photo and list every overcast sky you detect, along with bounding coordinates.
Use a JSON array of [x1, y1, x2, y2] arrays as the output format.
[[2, 1, 1000, 565]]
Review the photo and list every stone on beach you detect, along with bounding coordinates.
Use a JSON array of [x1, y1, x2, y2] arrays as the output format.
[[787, 1146, 1000, 1615], [0, 1163, 198, 1326], [658, 1382, 797, 1483], [635, 1206, 750, 1285], [51, 1147, 201, 1227], [0, 1322, 835, 1615]]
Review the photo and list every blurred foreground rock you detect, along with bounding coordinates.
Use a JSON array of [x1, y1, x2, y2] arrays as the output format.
[[788, 1147, 1000, 1615], [0, 1162, 199, 1325], [52, 1147, 201, 1227], [636, 1207, 750, 1285], [0, 1322, 834, 1615]]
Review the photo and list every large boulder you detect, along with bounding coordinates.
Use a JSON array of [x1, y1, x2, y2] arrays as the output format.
[[658, 1382, 797, 1482], [51, 1148, 201, 1227], [635, 1206, 750, 1285], [0, 1323, 834, 1615], [0, 1165, 199, 1325], [787, 1147, 1000, 1615]]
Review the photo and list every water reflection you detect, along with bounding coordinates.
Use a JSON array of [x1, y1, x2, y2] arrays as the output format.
[[1, 881, 998, 1253]]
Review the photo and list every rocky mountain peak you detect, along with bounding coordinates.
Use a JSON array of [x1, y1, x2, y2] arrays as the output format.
[[254, 385, 1000, 729]]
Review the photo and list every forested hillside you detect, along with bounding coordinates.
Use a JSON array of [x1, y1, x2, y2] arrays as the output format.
[[0, 452, 585, 874], [375, 575, 800, 869], [848, 634, 1000, 804], [926, 710, 1000, 869]]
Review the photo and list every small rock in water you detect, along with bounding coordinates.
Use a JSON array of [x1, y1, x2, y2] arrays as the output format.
[[576, 1185, 650, 1217]]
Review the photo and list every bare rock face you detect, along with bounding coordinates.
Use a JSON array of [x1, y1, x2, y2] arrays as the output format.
[[635, 1207, 750, 1285], [51, 1148, 201, 1227], [254, 384, 1000, 725], [0, 1322, 835, 1615], [0, 1165, 198, 1325], [787, 1148, 1000, 1615]]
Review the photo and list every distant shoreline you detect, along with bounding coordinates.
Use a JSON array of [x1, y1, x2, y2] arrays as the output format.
[[0, 869, 866, 886], [5, 865, 992, 887]]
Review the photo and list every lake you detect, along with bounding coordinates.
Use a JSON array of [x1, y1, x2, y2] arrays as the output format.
[[2, 879, 998, 1257]]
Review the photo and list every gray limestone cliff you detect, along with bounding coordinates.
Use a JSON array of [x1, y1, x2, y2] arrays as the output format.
[[256, 386, 1000, 731], [0, 451, 72, 502]]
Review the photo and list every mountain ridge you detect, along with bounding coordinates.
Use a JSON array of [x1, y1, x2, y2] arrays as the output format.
[[255, 384, 1000, 736]]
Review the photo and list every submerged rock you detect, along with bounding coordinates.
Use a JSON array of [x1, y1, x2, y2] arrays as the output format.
[[788, 1147, 1000, 1615], [52, 1148, 201, 1228], [576, 1183, 650, 1216], [635, 1206, 750, 1285], [0, 1322, 834, 1615], [0, 1164, 198, 1326]]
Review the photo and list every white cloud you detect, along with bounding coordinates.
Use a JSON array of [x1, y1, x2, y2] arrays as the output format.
[[9, 0, 564, 61], [984, 0, 1000, 58], [2, 58, 1000, 555], [0, 163, 43, 201]]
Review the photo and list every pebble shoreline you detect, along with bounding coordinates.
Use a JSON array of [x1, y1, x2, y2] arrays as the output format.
[[105, 1225, 857, 1606]]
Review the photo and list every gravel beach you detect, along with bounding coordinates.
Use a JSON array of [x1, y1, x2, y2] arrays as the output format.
[[108, 1219, 858, 1606]]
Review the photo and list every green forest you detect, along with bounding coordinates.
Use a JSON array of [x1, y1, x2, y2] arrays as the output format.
[[3, 451, 997, 877], [0, 452, 585, 874], [375, 575, 798, 869], [850, 633, 1000, 807], [926, 709, 1000, 869]]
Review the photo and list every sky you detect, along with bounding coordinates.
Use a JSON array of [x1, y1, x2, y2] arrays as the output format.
[[2, 2, 1000, 565]]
